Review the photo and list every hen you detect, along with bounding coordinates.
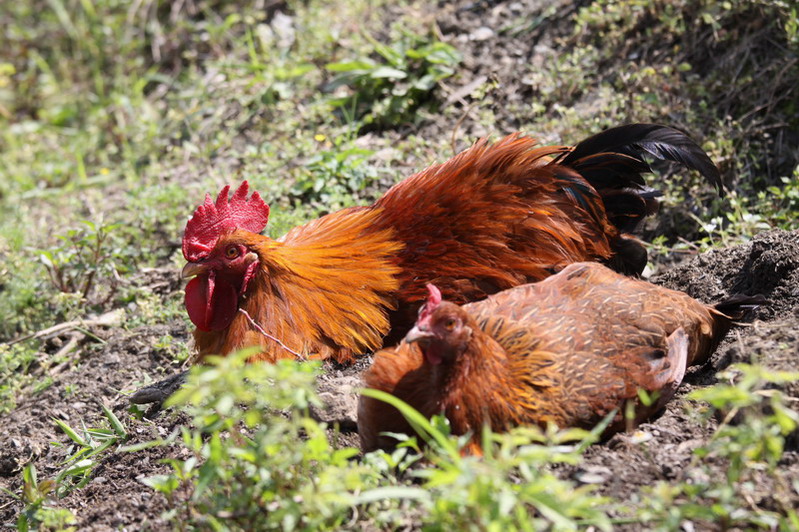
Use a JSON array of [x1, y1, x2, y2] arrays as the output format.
[[180, 124, 721, 363], [358, 262, 760, 452]]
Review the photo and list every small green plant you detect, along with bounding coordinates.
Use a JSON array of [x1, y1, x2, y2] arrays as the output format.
[[687, 167, 799, 251], [0, 343, 39, 413], [325, 30, 461, 129], [0, 243, 52, 341], [51, 404, 128, 497], [124, 289, 185, 329], [689, 191, 772, 250], [361, 389, 613, 531], [152, 334, 192, 363], [145, 354, 614, 530], [291, 139, 380, 208], [760, 165, 799, 229], [38, 220, 123, 305], [690, 364, 799, 473], [146, 352, 381, 530], [3, 463, 77, 532]]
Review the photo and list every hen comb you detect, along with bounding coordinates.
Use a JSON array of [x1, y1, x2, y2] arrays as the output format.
[[418, 284, 443, 326], [182, 181, 270, 261]]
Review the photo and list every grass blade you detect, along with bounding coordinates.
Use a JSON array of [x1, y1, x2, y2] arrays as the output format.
[[360, 388, 461, 462], [101, 403, 127, 439], [53, 419, 87, 447]]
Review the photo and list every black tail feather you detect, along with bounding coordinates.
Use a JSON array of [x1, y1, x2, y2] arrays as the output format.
[[599, 187, 662, 233], [604, 234, 648, 276], [550, 124, 722, 276], [715, 294, 768, 319], [558, 123, 723, 194]]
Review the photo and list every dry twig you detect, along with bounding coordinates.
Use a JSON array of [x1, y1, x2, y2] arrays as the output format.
[[5, 309, 124, 346], [238, 309, 307, 360]]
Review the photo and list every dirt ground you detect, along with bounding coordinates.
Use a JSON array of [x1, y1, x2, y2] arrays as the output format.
[[2, 1, 798, 529]]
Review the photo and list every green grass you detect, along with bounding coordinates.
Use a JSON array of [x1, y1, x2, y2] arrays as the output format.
[[633, 364, 799, 529], [140, 354, 614, 530], [11, 350, 797, 530]]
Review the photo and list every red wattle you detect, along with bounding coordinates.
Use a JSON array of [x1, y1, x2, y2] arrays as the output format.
[[422, 346, 444, 366], [185, 275, 239, 331]]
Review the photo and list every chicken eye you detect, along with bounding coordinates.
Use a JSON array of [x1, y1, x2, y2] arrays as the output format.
[[444, 318, 456, 331], [225, 246, 240, 259]]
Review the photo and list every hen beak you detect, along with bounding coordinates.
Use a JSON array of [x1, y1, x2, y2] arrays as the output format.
[[181, 262, 208, 280], [405, 325, 435, 344]]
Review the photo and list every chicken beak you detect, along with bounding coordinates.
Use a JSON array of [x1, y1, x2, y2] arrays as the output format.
[[405, 325, 435, 344], [181, 262, 208, 280]]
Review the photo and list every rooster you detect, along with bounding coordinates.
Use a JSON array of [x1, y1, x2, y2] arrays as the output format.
[[180, 124, 721, 364], [358, 263, 761, 452]]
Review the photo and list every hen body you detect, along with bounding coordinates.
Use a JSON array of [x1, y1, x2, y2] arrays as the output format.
[[359, 262, 755, 452], [181, 124, 721, 363]]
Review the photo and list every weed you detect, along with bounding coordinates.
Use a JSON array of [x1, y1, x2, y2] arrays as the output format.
[[144, 355, 613, 530], [38, 220, 122, 304], [689, 191, 772, 250], [51, 404, 128, 498], [2, 403, 127, 530], [688, 165, 799, 250], [326, 30, 461, 130], [4, 464, 77, 532], [125, 289, 185, 329], [1, 404, 127, 530], [0, 243, 51, 341], [363, 389, 613, 530], [153, 335, 192, 364], [761, 165, 799, 229], [291, 137, 380, 209], [147, 353, 382, 530], [0, 343, 39, 413]]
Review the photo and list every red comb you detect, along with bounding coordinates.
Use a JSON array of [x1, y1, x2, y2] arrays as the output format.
[[418, 284, 443, 325], [182, 181, 270, 261]]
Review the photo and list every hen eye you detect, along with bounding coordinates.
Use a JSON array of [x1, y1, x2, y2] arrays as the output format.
[[225, 246, 240, 259], [444, 318, 456, 331]]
